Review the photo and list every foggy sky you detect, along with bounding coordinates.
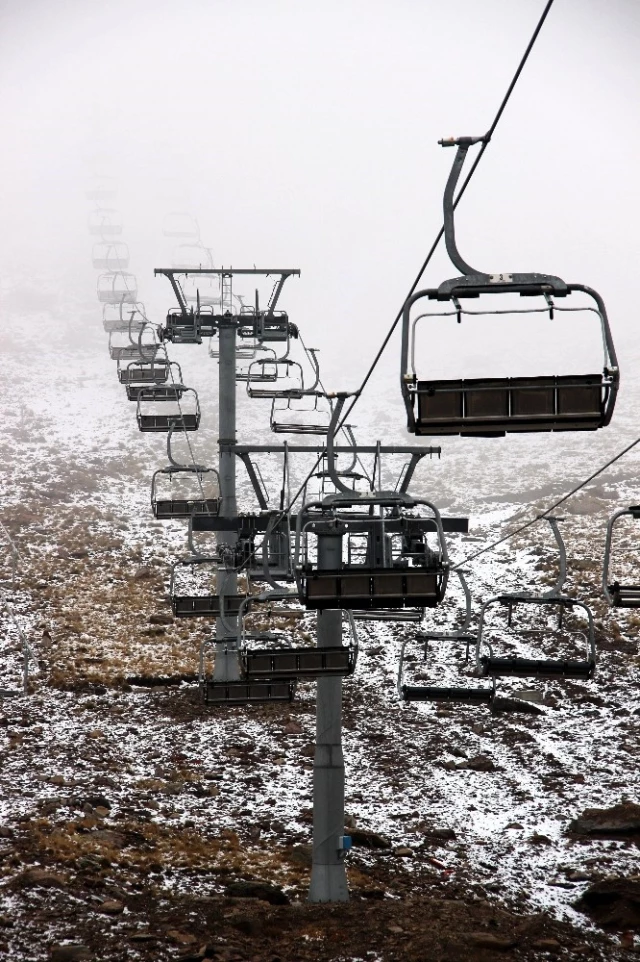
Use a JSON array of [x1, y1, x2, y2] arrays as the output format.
[[1, 0, 638, 389]]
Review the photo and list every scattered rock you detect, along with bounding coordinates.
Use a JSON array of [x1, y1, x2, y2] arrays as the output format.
[[459, 754, 496, 773], [50, 944, 91, 961], [527, 834, 552, 846], [225, 880, 289, 905], [283, 721, 303, 735], [166, 929, 197, 945], [568, 801, 640, 839], [466, 933, 517, 950], [575, 877, 640, 929], [349, 828, 391, 850], [533, 937, 562, 952], [18, 868, 67, 888], [98, 900, 123, 915]]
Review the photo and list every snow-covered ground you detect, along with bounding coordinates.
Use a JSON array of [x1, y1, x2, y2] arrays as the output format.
[[1, 273, 639, 960]]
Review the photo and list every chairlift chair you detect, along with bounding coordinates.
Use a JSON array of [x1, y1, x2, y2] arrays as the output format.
[[97, 271, 138, 305], [88, 208, 123, 236], [109, 328, 159, 362], [397, 570, 494, 703], [118, 359, 170, 388], [296, 493, 449, 611], [103, 301, 147, 334], [239, 593, 358, 680], [270, 392, 333, 435], [401, 135, 619, 438], [162, 212, 200, 240], [151, 465, 221, 520], [474, 518, 596, 681], [85, 185, 117, 204], [248, 347, 320, 400], [183, 274, 221, 308], [234, 346, 277, 379], [136, 386, 201, 432], [92, 241, 130, 271], [163, 306, 218, 344], [171, 243, 214, 270], [170, 556, 246, 618], [602, 506, 640, 607]]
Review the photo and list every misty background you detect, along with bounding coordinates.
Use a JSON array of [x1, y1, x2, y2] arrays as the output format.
[[0, 0, 638, 420]]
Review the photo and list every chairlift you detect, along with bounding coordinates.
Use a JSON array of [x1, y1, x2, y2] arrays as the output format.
[[171, 244, 214, 270], [85, 184, 117, 204], [602, 506, 640, 607], [109, 327, 159, 362], [97, 271, 138, 305], [270, 392, 333, 435], [248, 348, 320, 400], [170, 556, 246, 618], [88, 208, 123, 236], [234, 346, 277, 378], [151, 465, 221, 520], [401, 135, 619, 438], [92, 241, 130, 271], [162, 211, 200, 239], [103, 301, 147, 334], [136, 386, 201, 432], [203, 678, 297, 705], [163, 306, 218, 344], [296, 493, 449, 611], [474, 518, 596, 680], [397, 570, 494, 703], [118, 359, 170, 387], [183, 274, 221, 308], [239, 594, 358, 680]]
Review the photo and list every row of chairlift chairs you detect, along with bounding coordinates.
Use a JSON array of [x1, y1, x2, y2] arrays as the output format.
[[86, 141, 637, 709]]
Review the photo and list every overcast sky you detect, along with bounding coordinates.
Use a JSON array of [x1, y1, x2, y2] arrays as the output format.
[[1, 0, 638, 388]]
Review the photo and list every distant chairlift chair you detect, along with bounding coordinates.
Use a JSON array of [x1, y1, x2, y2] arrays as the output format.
[[602, 506, 640, 607], [398, 570, 495, 704], [92, 241, 130, 271]]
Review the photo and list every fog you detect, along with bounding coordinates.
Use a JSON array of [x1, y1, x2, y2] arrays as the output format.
[[1, 0, 639, 391]]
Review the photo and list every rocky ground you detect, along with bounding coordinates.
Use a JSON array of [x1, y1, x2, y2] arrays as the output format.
[[2, 279, 640, 960]]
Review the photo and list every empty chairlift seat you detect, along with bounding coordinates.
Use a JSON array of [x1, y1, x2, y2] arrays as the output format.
[[134, 384, 198, 431], [162, 211, 200, 239], [88, 208, 123, 236], [151, 465, 221, 520], [414, 372, 610, 437], [92, 241, 130, 271], [118, 359, 170, 387], [97, 271, 138, 305], [475, 594, 596, 681], [239, 595, 358, 680], [400, 134, 619, 438], [170, 557, 246, 619], [297, 493, 450, 611], [203, 679, 297, 705], [137, 386, 201, 432]]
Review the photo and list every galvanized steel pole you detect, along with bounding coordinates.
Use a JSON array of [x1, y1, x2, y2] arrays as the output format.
[[214, 319, 240, 680], [308, 524, 348, 902]]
